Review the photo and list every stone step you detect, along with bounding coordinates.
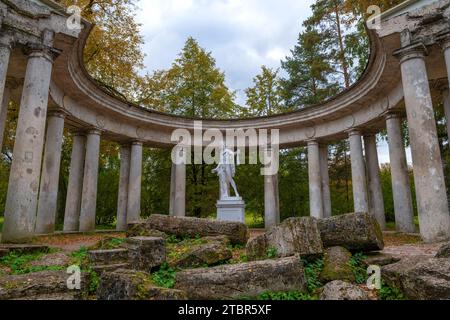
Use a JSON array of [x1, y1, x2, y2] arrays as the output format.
[[91, 263, 130, 275], [0, 244, 49, 255], [88, 248, 128, 265]]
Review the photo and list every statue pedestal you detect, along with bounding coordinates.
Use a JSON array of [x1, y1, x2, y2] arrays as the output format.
[[217, 197, 246, 223]]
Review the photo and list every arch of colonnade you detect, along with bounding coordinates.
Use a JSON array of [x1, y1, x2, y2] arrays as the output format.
[[0, 0, 449, 243]]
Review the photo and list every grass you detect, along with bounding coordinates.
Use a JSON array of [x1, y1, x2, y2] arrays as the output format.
[[245, 213, 265, 229], [0, 248, 63, 275]]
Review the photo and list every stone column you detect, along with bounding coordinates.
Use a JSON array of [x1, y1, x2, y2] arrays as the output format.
[[127, 141, 143, 223], [0, 85, 10, 152], [264, 172, 279, 230], [363, 134, 386, 230], [79, 129, 101, 232], [173, 161, 186, 217], [319, 144, 332, 218], [348, 130, 369, 213], [0, 34, 12, 124], [385, 113, 415, 233], [116, 144, 131, 231], [395, 43, 450, 242], [63, 132, 86, 232], [35, 110, 66, 234], [2, 47, 54, 243], [308, 141, 324, 219]]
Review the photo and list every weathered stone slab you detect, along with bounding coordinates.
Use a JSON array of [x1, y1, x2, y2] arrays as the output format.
[[88, 248, 129, 265], [91, 263, 130, 275], [317, 213, 384, 251], [382, 257, 450, 300], [246, 217, 323, 260], [436, 242, 450, 258], [146, 214, 248, 245], [320, 280, 369, 300], [174, 256, 306, 299], [127, 237, 165, 272], [30, 252, 71, 268], [363, 252, 400, 267], [171, 242, 232, 268], [126, 222, 168, 239], [320, 247, 355, 283], [0, 244, 49, 255], [0, 271, 89, 300], [96, 269, 187, 300]]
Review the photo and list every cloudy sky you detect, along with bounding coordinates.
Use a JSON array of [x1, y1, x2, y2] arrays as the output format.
[[135, 0, 410, 164]]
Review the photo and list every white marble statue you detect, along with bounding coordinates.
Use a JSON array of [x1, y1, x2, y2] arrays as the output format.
[[212, 145, 240, 200]]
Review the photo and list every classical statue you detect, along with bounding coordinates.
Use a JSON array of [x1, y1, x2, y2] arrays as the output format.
[[212, 145, 240, 200]]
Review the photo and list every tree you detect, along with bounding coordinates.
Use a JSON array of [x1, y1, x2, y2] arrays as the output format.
[[244, 66, 286, 116], [281, 26, 339, 108]]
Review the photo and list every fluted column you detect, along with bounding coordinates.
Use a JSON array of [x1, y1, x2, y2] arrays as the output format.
[[364, 134, 386, 230], [79, 129, 101, 232], [0, 34, 13, 126], [319, 144, 332, 218], [0, 85, 10, 152], [395, 42, 450, 242], [173, 147, 186, 217], [127, 141, 143, 223], [264, 173, 279, 229], [35, 110, 66, 234], [348, 130, 369, 213], [2, 46, 54, 243], [308, 140, 324, 219], [63, 132, 86, 232], [116, 144, 131, 231], [385, 113, 415, 233]]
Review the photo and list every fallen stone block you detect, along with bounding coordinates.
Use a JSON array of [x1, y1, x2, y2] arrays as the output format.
[[363, 252, 400, 267], [320, 280, 369, 300], [174, 256, 306, 299], [146, 214, 248, 245], [96, 269, 187, 300], [318, 213, 384, 251], [382, 257, 450, 300], [171, 242, 232, 268], [435, 242, 450, 258], [320, 246, 355, 283], [0, 271, 89, 300], [126, 223, 168, 239], [127, 237, 165, 272], [246, 217, 323, 260], [88, 249, 129, 265]]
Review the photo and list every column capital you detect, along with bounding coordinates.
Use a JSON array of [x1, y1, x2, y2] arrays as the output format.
[[347, 128, 362, 137], [86, 128, 102, 136], [131, 140, 144, 146], [363, 131, 377, 138], [306, 139, 319, 146], [69, 129, 87, 137], [436, 29, 450, 51], [385, 110, 405, 121], [393, 42, 428, 64], [0, 33, 14, 51], [47, 108, 69, 119], [22, 43, 61, 64]]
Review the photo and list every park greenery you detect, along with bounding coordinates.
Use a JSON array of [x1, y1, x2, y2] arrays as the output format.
[[3, 0, 449, 229]]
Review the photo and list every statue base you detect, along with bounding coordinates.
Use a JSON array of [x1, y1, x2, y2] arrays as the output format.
[[216, 197, 246, 223]]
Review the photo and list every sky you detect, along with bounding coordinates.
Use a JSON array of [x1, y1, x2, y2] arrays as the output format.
[[135, 0, 411, 164]]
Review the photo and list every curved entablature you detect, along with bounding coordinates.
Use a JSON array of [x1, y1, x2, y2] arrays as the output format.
[[47, 4, 407, 148]]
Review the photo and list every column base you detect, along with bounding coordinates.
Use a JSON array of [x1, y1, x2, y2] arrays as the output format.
[[217, 197, 246, 223]]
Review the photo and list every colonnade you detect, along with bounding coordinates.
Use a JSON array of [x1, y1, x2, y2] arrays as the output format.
[[0, 1, 450, 244]]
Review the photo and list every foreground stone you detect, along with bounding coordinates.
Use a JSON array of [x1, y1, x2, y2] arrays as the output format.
[[246, 217, 323, 260], [127, 237, 165, 272], [382, 257, 450, 300], [97, 269, 187, 300], [126, 223, 168, 239], [0, 271, 89, 300], [318, 213, 384, 251], [363, 252, 400, 267], [171, 242, 232, 268], [320, 281, 369, 300], [88, 249, 129, 265], [320, 247, 355, 283], [30, 252, 71, 268], [175, 257, 306, 299], [435, 242, 450, 258], [146, 214, 248, 245]]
